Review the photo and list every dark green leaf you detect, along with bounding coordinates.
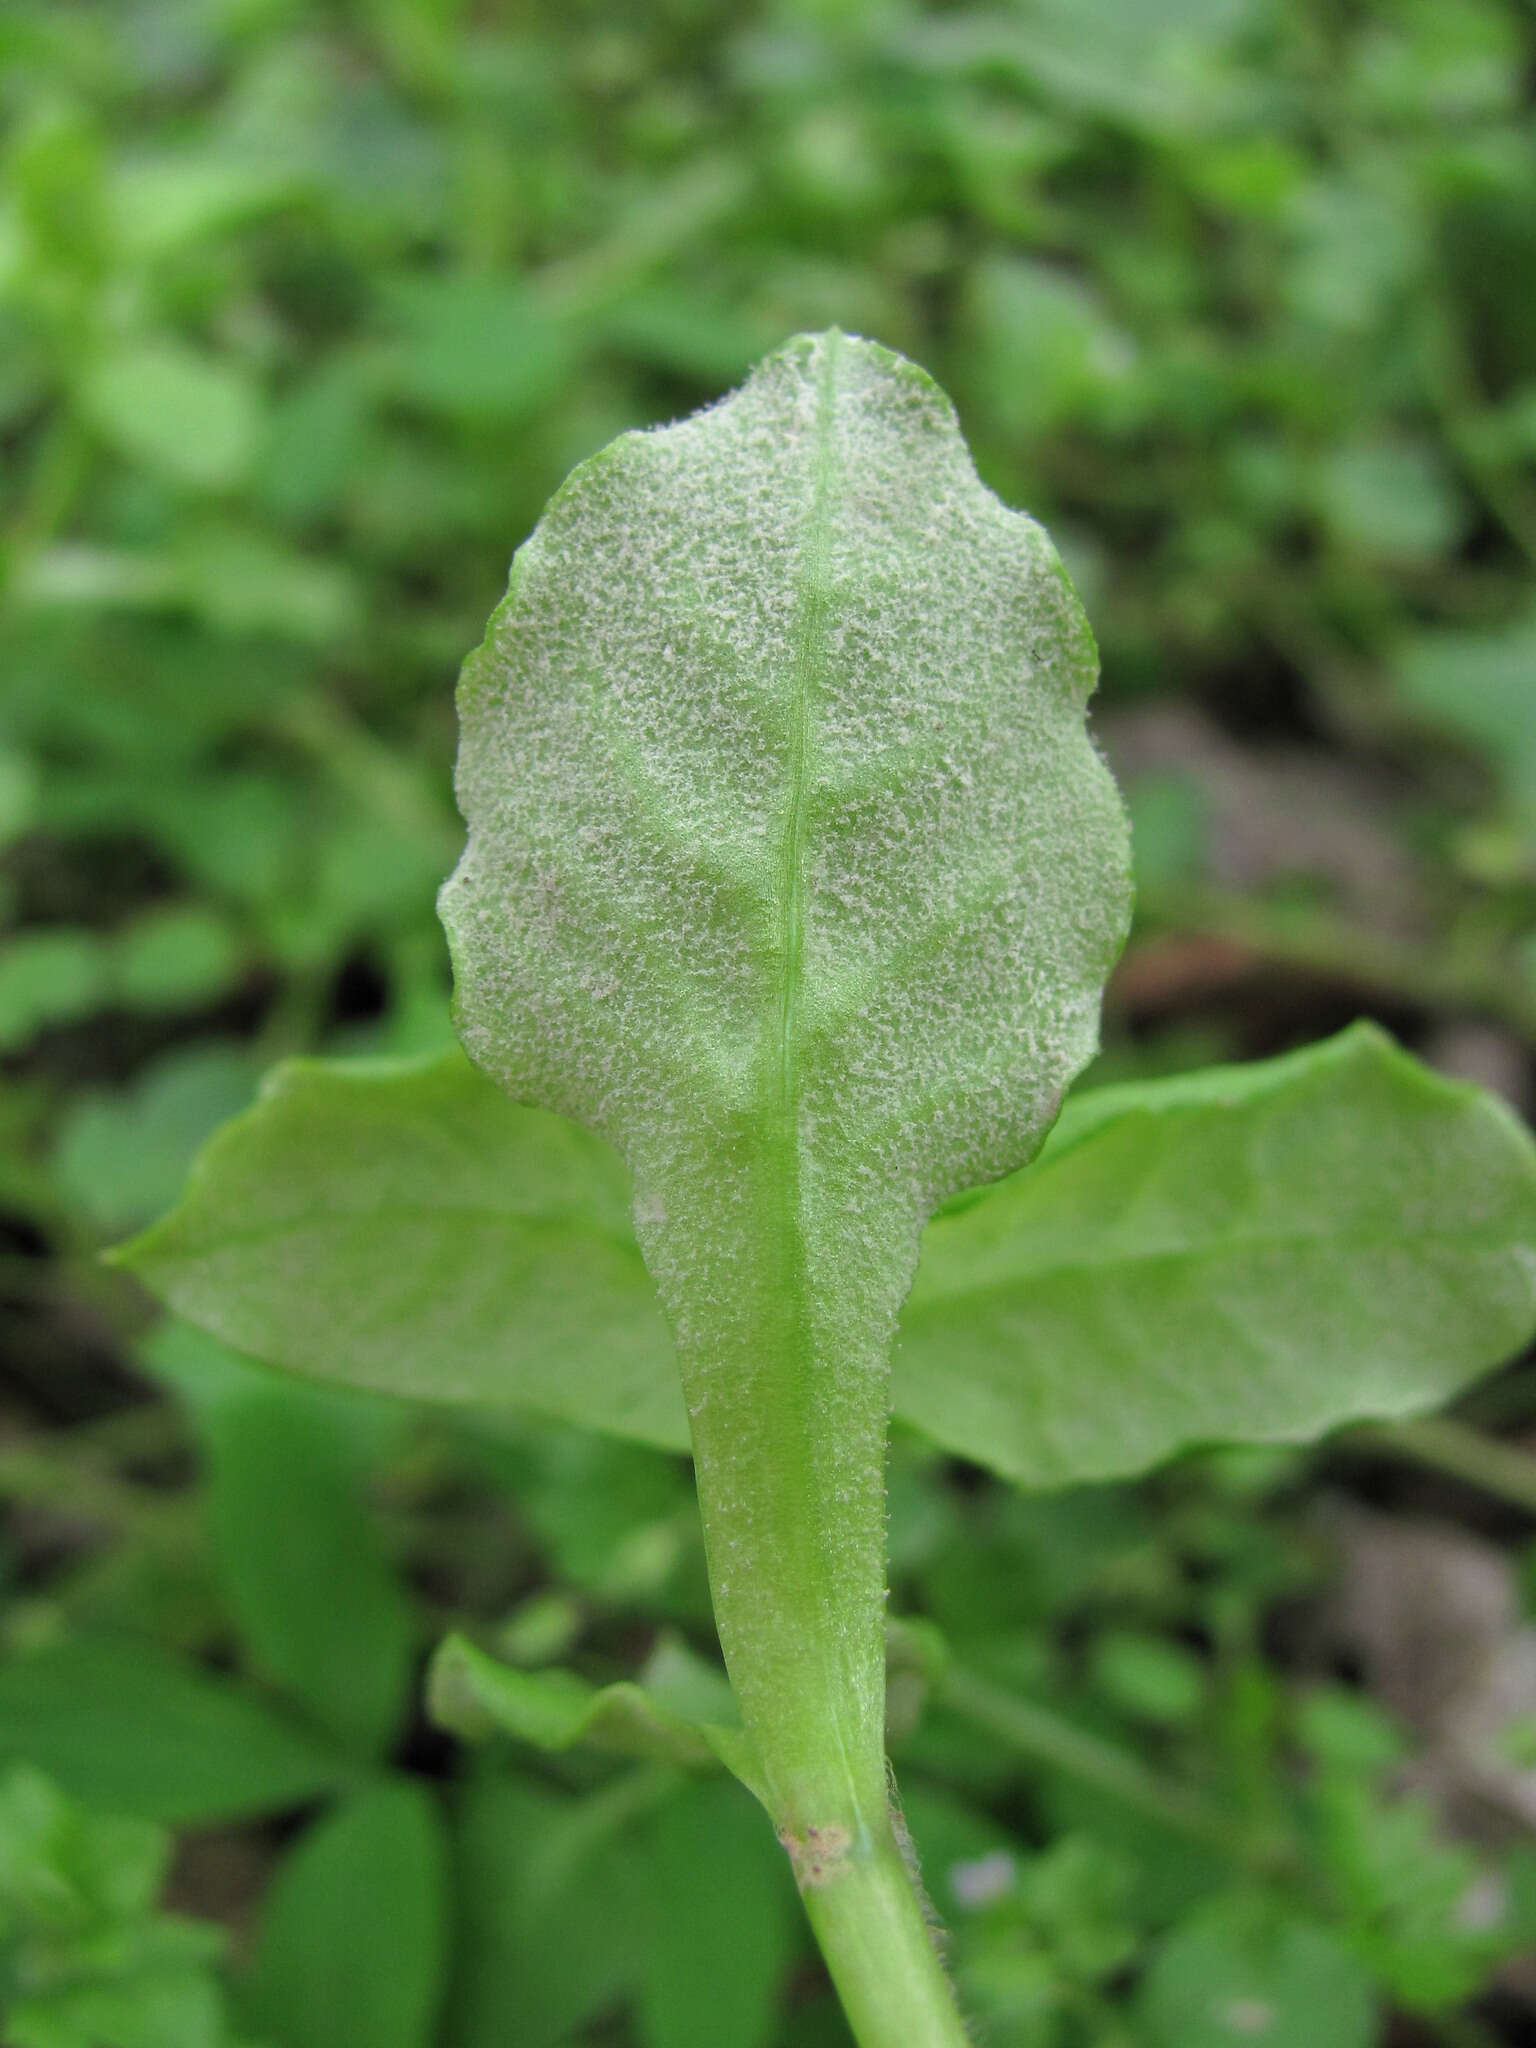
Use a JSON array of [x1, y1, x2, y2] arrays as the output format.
[[445, 1772, 650, 2048], [637, 1776, 797, 2048], [146, 1323, 416, 1760], [1139, 1897, 1376, 2048], [241, 1779, 449, 2048], [0, 1637, 342, 1825]]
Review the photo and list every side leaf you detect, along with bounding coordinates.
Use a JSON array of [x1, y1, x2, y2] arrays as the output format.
[[895, 1024, 1536, 1488], [119, 1024, 1536, 1496], [113, 1049, 687, 1451]]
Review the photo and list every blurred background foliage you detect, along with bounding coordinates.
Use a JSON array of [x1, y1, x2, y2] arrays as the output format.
[[1, 0, 1535, 2043]]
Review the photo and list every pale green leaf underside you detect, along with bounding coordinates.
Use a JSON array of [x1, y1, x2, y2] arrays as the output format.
[[118, 1024, 1536, 1489], [428, 1632, 765, 1803], [899, 1021, 1536, 1485], [113, 1051, 685, 1451]]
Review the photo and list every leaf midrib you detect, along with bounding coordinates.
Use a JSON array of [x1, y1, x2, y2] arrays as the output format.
[[775, 331, 839, 1117]]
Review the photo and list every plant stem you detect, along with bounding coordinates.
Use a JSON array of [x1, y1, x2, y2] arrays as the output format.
[[1347, 1415, 1536, 1518], [939, 1664, 1238, 1860], [800, 1814, 972, 2046], [651, 1148, 972, 2044]]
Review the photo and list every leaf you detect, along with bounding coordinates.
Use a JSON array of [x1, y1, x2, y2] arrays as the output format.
[[440, 328, 1130, 1802], [0, 1766, 240, 2048], [146, 1323, 417, 1760], [445, 1772, 651, 2048], [54, 1042, 259, 1237], [428, 1631, 765, 1803], [122, 1024, 1536, 1503], [240, 1780, 449, 2048], [0, 929, 108, 1052], [113, 1048, 688, 1451], [110, 905, 244, 1012], [0, 1636, 343, 1825], [78, 341, 262, 492], [895, 1023, 1536, 1488], [1139, 1896, 1376, 2048], [636, 1776, 798, 2048], [1396, 609, 1536, 827]]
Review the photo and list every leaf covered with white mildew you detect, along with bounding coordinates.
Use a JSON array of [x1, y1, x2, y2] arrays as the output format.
[[441, 327, 1131, 1372], [440, 329, 1131, 1805]]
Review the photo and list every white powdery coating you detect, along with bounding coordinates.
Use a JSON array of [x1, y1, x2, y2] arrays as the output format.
[[442, 330, 1131, 1349]]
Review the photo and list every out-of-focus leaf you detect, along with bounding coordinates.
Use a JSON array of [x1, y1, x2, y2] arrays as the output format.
[[1316, 438, 1465, 560], [110, 905, 244, 1012], [444, 1772, 649, 2048], [1311, 1776, 1530, 2011], [1139, 1896, 1376, 2048], [0, 1636, 342, 1824], [147, 1323, 416, 1760], [966, 255, 1135, 435], [241, 1780, 448, 2048], [1397, 610, 1536, 826], [111, 155, 302, 261], [177, 526, 361, 645], [384, 276, 567, 422], [54, 1042, 259, 1236], [0, 930, 108, 1051], [78, 342, 262, 492], [895, 1024, 1536, 1488], [0, 1769, 238, 2048], [636, 1776, 796, 2048]]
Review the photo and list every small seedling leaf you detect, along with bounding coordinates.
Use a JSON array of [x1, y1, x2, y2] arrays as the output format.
[[428, 1632, 765, 1802]]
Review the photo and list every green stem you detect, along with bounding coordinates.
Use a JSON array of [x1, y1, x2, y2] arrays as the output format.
[[801, 1817, 971, 2045], [658, 1147, 971, 2043], [940, 1664, 1238, 1860], [1347, 1415, 1536, 1518]]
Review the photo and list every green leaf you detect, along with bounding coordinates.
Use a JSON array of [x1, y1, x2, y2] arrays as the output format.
[[146, 1324, 417, 1760], [637, 1776, 798, 2048], [54, 1042, 259, 1237], [241, 1780, 449, 2048], [0, 1766, 240, 2048], [440, 328, 1130, 1842], [1315, 437, 1465, 561], [0, 1637, 343, 1825], [1397, 610, 1536, 827], [895, 1024, 1536, 1488], [428, 1632, 764, 1801], [121, 1024, 1536, 1506], [113, 1049, 687, 1451], [110, 905, 244, 1012], [78, 341, 262, 492], [0, 930, 108, 1052], [445, 1773, 651, 2048], [0, 1762, 169, 1926], [1139, 1896, 1376, 2048]]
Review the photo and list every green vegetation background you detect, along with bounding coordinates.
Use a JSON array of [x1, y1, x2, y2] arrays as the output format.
[[1, 2, 1535, 2045]]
